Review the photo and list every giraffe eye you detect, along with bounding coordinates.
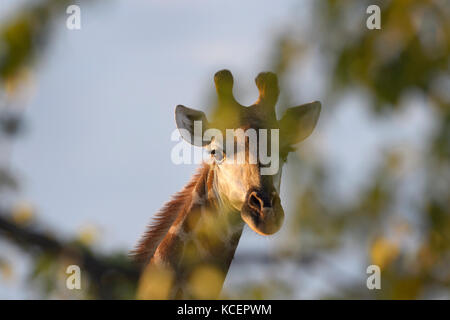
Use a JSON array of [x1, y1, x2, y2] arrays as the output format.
[[211, 149, 225, 164]]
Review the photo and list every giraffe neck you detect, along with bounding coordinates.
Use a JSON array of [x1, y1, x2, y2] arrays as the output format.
[[136, 163, 244, 299]]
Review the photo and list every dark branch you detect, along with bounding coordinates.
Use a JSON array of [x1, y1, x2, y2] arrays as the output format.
[[0, 210, 140, 299]]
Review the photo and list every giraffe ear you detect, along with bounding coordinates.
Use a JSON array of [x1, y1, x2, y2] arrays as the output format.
[[175, 105, 210, 147], [279, 101, 321, 146]]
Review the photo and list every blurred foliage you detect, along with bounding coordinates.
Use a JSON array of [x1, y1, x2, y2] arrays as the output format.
[[0, 213, 140, 299], [0, 1, 141, 299], [0, 0, 449, 299], [259, 0, 450, 299], [0, 0, 76, 82]]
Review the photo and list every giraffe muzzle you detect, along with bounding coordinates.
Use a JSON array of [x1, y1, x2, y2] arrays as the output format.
[[241, 190, 284, 236]]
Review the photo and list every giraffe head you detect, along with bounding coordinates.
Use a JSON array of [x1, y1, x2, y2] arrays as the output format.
[[175, 70, 321, 236]]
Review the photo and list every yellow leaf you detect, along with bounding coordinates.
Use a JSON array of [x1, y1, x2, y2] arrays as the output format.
[[137, 264, 174, 300], [0, 261, 14, 281], [77, 224, 99, 246], [370, 237, 399, 270], [12, 201, 34, 225], [5, 67, 33, 99], [188, 264, 224, 299]]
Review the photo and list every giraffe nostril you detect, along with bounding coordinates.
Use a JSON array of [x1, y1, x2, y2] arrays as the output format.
[[248, 192, 263, 213]]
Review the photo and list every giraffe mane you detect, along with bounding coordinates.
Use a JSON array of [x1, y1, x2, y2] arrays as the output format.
[[130, 164, 210, 264]]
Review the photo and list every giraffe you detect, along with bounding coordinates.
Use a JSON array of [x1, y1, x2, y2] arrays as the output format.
[[131, 70, 321, 299]]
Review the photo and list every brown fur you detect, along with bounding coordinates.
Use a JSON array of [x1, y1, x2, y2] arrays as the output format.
[[130, 164, 211, 263]]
